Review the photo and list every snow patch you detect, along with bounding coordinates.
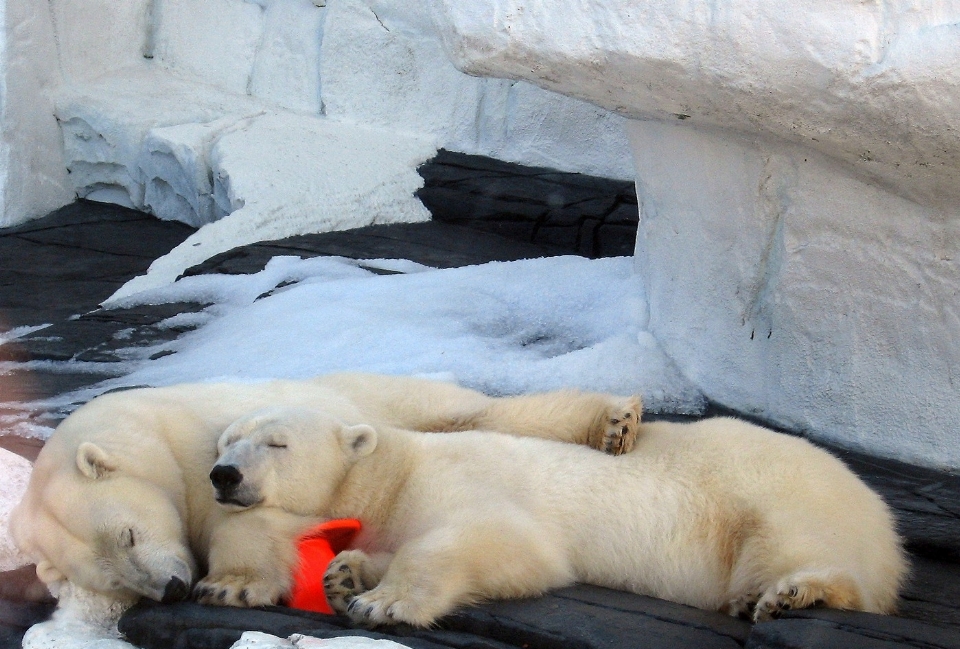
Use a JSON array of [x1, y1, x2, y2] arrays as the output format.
[[0, 449, 32, 571], [232, 631, 412, 649], [99, 255, 704, 413], [21, 583, 139, 649]]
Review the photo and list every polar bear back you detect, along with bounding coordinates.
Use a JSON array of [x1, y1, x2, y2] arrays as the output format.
[[382, 418, 902, 612]]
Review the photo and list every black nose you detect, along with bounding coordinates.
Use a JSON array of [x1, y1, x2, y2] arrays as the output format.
[[210, 464, 243, 490], [161, 576, 189, 603]]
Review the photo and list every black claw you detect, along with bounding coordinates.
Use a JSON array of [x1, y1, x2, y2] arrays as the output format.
[[216, 590, 226, 602], [238, 589, 248, 604]]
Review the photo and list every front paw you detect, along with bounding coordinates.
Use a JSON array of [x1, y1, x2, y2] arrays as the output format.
[[345, 587, 425, 627], [193, 573, 286, 607], [599, 396, 641, 455], [323, 551, 373, 615]]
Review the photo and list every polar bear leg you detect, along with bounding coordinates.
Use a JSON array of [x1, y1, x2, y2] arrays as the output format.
[[753, 570, 864, 622], [468, 392, 642, 455], [320, 374, 641, 454], [195, 509, 310, 607], [341, 522, 573, 627]]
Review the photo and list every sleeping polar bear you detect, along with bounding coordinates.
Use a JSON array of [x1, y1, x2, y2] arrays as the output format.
[[209, 406, 907, 626], [11, 373, 639, 605]]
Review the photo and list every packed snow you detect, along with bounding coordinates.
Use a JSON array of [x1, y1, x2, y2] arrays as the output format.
[[100, 255, 703, 409], [5, 253, 705, 649], [0, 450, 32, 571]]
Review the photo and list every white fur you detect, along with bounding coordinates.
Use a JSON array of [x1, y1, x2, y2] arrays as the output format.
[[214, 408, 907, 626], [10, 373, 639, 605]]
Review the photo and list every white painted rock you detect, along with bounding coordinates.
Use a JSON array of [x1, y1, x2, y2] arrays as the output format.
[[319, 0, 634, 180], [1, 0, 638, 227], [107, 111, 436, 302], [426, 0, 960, 467], [429, 0, 960, 209]]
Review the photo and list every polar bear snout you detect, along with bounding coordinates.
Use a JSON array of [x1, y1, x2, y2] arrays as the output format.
[[210, 461, 260, 508], [161, 575, 190, 603], [210, 464, 243, 491]]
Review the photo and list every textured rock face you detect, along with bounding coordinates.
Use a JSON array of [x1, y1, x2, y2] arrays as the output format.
[[0, 0, 73, 227], [0, 0, 635, 227], [629, 121, 960, 468], [428, 0, 960, 467], [428, 0, 960, 210]]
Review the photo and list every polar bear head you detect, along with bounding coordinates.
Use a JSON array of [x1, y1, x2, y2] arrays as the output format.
[[10, 440, 196, 603], [210, 408, 377, 516]]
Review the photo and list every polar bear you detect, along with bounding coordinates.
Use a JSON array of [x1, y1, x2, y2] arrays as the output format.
[[209, 406, 907, 626], [10, 373, 639, 605]]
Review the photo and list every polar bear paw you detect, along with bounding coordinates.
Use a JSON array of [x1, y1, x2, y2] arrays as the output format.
[[323, 551, 373, 615], [599, 397, 641, 455], [753, 575, 838, 622], [722, 593, 759, 620], [193, 573, 284, 608], [345, 587, 428, 627]]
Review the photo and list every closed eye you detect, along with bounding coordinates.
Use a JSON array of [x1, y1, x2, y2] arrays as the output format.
[[267, 443, 287, 449]]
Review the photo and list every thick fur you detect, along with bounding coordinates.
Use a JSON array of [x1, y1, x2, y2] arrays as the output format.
[[211, 407, 907, 626], [10, 373, 639, 604]]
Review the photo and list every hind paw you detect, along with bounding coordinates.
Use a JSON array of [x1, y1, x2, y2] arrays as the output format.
[[598, 397, 641, 455], [722, 593, 759, 620], [754, 580, 828, 622]]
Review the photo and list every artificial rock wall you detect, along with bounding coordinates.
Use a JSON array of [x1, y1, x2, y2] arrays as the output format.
[[0, 0, 634, 228], [427, 0, 960, 468]]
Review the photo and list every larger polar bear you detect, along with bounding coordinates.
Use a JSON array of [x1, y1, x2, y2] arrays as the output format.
[[11, 373, 640, 605], [209, 406, 907, 625]]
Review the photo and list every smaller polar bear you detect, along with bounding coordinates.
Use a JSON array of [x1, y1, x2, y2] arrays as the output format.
[[210, 406, 907, 626]]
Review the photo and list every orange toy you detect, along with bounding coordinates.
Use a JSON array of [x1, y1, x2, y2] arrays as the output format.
[[286, 518, 362, 614]]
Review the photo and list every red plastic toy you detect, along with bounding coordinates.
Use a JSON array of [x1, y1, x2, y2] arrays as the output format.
[[286, 518, 362, 614]]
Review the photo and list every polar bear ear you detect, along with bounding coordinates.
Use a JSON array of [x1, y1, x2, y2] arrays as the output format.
[[76, 442, 119, 479], [339, 424, 378, 459], [36, 560, 65, 585]]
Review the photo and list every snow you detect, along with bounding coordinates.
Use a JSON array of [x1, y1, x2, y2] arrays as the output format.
[[21, 583, 138, 649], [44, 255, 702, 415], [0, 449, 31, 571], [234, 631, 411, 649]]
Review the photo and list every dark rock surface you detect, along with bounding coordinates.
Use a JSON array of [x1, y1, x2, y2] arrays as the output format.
[[417, 150, 639, 258], [0, 201, 195, 330], [0, 153, 958, 649], [120, 584, 751, 649]]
